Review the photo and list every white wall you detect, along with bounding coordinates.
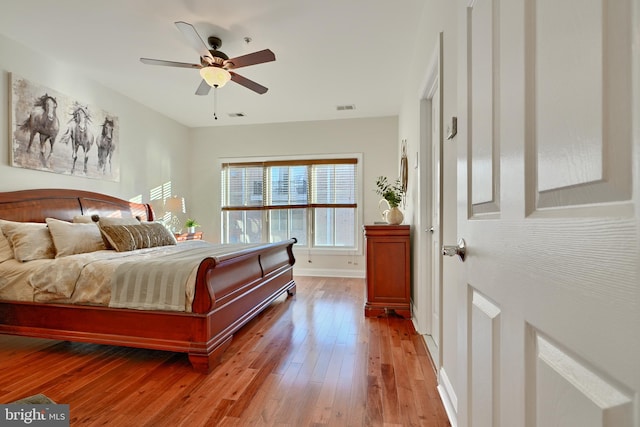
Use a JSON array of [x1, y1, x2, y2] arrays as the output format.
[[0, 33, 190, 203], [188, 116, 398, 277]]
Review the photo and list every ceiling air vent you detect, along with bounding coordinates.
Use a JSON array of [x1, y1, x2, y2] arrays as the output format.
[[336, 104, 356, 111], [228, 112, 245, 117]]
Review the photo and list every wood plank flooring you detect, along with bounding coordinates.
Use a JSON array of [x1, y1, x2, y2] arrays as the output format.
[[0, 276, 450, 426]]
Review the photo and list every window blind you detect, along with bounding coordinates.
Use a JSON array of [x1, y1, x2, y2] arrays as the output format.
[[222, 158, 357, 211]]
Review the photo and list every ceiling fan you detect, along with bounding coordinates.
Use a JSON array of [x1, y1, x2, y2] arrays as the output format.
[[140, 21, 275, 95]]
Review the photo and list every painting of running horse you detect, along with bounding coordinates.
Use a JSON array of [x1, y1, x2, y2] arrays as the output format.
[[10, 73, 120, 181], [60, 103, 95, 175], [97, 117, 115, 174], [19, 93, 59, 167]]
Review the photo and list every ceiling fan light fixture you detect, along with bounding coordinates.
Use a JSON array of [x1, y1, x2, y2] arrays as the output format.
[[200, 66, 231, 88]]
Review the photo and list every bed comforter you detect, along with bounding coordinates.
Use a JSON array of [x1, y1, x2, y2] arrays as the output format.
[[1, 241, 264, 312]]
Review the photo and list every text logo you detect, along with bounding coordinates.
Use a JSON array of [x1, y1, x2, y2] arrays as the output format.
[[1, 405, 69, 426]]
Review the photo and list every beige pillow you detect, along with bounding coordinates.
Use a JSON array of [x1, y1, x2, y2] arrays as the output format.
[[72, 215, 95, 224], [0, 223, 14, 263], [99, 222, 177, 252], [0, 219, 55, 262], [46, 218, 106, 257], [96, 216, 140, 226]]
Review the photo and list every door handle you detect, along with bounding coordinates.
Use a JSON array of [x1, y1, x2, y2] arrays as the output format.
[[428, 227, 435, 234], [442, 238, 466, 262]]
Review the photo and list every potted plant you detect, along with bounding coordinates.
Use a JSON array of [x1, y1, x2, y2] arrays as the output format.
[[375, 176, 404, 224], [184, 218, 200, 234]]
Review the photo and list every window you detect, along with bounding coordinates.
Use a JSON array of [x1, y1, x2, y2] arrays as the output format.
[[221, 157, 359, 250]]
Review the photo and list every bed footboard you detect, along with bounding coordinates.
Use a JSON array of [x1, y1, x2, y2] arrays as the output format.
[[188, 238, 297, 372]]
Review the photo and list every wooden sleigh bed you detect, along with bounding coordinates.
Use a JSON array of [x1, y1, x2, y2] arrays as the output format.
[[0, 188, 296, 373]]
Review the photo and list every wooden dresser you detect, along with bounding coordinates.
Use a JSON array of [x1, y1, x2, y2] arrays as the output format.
[[363, 225, 411, 318]]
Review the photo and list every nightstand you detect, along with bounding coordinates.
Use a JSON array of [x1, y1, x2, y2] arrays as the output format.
[[174, 231, 203, 242]]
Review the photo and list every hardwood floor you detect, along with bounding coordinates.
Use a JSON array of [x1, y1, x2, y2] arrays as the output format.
[[0, 276, 450, 426]]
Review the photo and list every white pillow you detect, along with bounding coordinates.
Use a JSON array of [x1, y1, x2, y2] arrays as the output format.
[[0, 219, 55, 262], [45, 218, 106, 257], [0, 222, 14, 263]]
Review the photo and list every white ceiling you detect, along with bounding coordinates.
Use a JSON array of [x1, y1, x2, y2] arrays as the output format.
[[0, 0, 426, 128]]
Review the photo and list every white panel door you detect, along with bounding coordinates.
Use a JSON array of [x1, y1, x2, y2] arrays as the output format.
[[455, 0, 639, 426]]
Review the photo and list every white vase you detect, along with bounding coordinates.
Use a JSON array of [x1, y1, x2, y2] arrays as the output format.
[[385, 207, 404, 225], [187, 226, 196, 234]]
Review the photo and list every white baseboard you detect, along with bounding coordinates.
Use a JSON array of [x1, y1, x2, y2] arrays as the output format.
[[293, 268, 365, 278], [411, 300, 426, 334], [422, 334, 439, 369], [411, 316, 421, 334], [438, 367, 458, 427]]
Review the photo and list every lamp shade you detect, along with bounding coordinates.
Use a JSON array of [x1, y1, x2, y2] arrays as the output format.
[[164, 196, 185, 214], [200, 66, 231, 88], [149, 199, 165, 215]]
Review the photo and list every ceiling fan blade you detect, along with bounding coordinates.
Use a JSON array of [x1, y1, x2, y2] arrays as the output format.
[[140, 58, 201, 69], [230, 72, 268, 94], [174, 21, 214, 62], [195, 79, 212, 96], [225, 49, 275, 69]]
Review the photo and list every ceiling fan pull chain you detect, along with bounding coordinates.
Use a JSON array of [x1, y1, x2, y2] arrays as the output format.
[[213, 86, 218, 120]]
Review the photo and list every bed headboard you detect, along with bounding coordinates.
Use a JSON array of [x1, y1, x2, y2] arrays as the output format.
[[0, 189, 154, 223]]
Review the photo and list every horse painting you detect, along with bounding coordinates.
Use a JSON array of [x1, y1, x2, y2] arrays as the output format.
[[19, 94, 60, 166], [97, 117, 115, 174], [60, 103, 94, 174]]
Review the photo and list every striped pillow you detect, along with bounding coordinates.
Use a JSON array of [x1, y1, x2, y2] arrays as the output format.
[[99, 222, 177, 252]]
